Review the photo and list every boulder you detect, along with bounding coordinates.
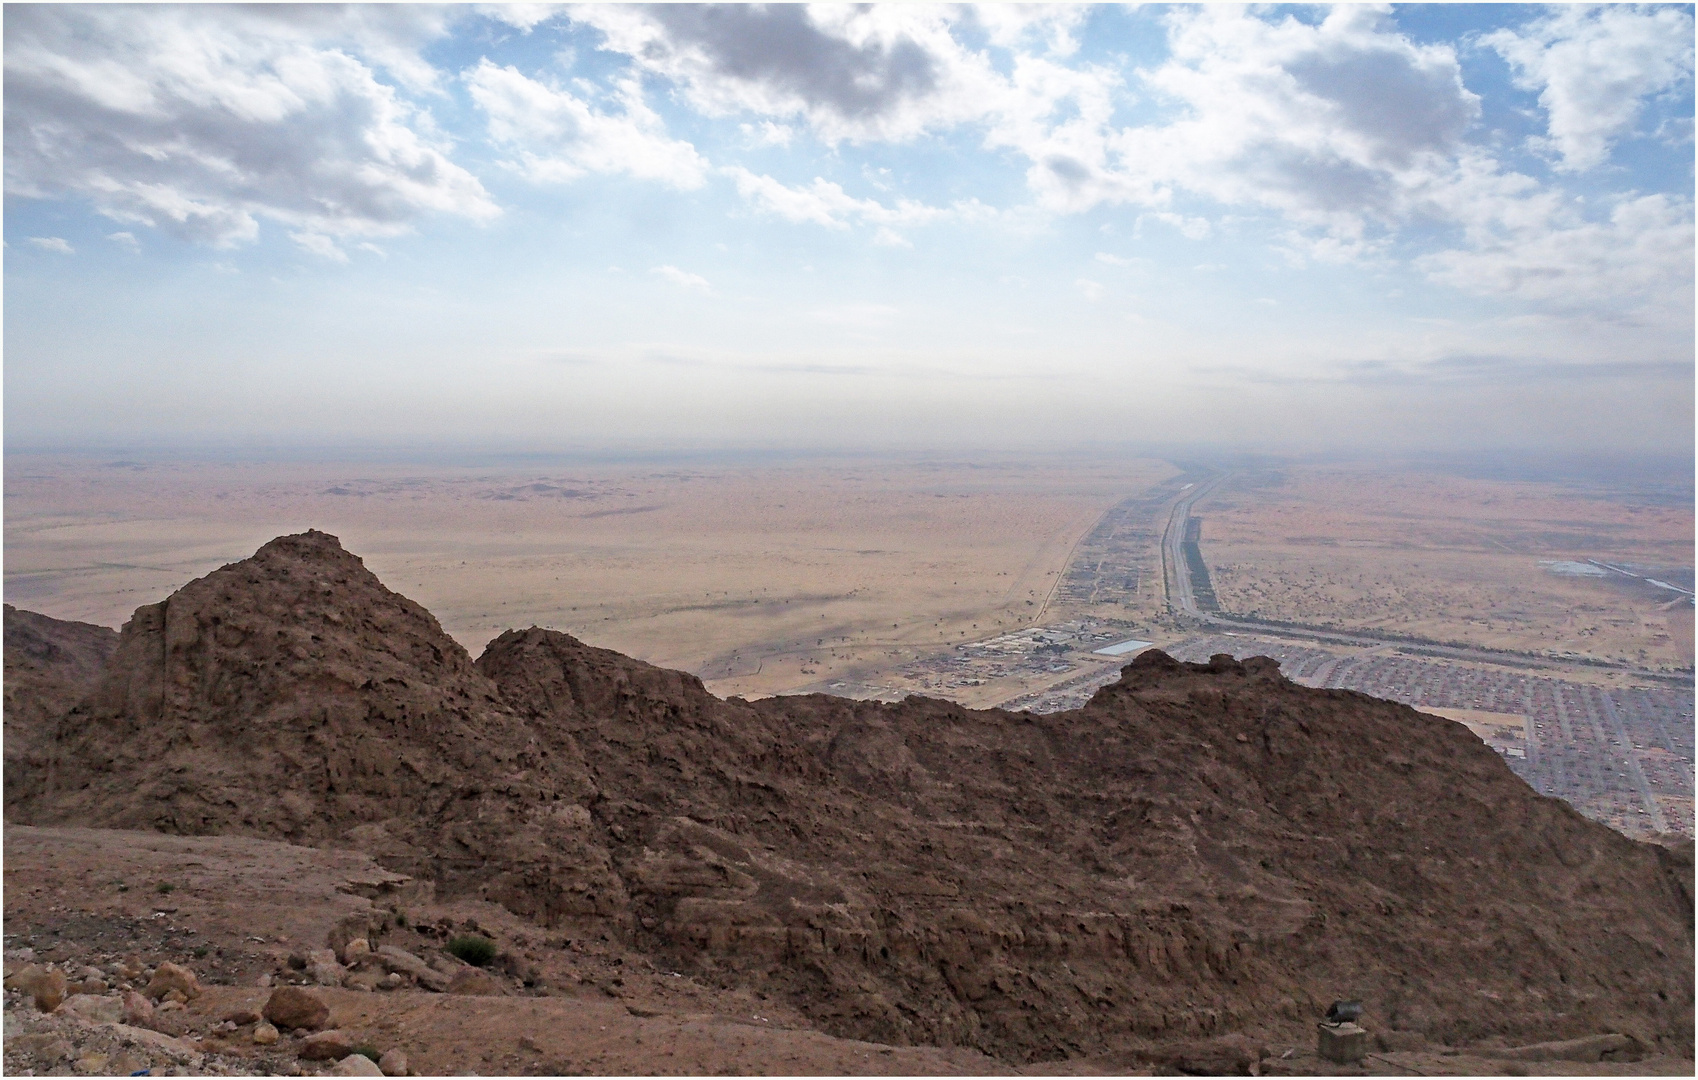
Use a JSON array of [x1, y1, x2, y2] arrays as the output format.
[[327, 913, 373, 956], [58, 993, 124, 1024], [307, 948, 348, 987], [253, 1022, 280, 1045], [222, 1008, 262, 1026], [374, 945, 448, 991], [33, 968, 69, 1012], [345, 968, 386, 993], [331, 1053, 386, 1076], [142, 961, 200, 1001], [2, 963, 43, 991], [122, 989, 156, 1028], [378, 1048, 409, 1076], [262, 985, 329, 1031], [341, 938, 371, 964], [299, 1029, 355, 1061]]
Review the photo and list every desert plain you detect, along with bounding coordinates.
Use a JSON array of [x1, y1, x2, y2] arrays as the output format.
[[4, 453, 1182, 701], [6, 452, 1692, 706], [1202, 463, 1694, 673]]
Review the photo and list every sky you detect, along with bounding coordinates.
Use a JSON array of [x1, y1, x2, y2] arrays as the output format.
[[4, 3, 1694, 457]]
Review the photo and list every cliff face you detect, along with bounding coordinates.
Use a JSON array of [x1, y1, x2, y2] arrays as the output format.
[[7, 533, 1692, 1062], [5, 532, 623, 929], [3, 604, 120, 795], [480, 629, 1693, 1058]]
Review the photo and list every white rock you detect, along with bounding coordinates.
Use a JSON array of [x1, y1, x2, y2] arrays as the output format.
[[331, 1053, 385, 1076]]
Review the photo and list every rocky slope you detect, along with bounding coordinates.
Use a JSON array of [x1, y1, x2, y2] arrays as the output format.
[[480, 627, 1694, 1060], [5, 532, 622, 929], [4, 603, 120, 794], [8, 532, 1693, 1066]]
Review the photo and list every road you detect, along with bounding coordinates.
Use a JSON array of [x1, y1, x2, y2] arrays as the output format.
[[1159, 473, 1227, 617], [1155, 471, 1689, 686]]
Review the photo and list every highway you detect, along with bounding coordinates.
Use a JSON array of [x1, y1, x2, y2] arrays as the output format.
[[1155, 470, 1689, 686], [1159, 472, 1227, 617]]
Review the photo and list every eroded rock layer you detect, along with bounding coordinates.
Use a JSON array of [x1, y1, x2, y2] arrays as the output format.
[[8, 532, 1692, 1064]]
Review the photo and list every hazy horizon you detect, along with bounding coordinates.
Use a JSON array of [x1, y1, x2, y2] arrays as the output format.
[[5, 4, 1694, 455]]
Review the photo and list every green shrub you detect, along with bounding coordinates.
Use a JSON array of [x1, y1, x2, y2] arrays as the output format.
[[394, 910, 408, 929], [355, 1046, 381, 1062], [446, 935, 497, 967], [156, 882, 175, 895]]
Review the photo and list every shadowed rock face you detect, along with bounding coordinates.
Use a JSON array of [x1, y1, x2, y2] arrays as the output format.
[[7, 532, 1694, 1063], [481, 629, 1693, 1058], [5, 531, 623, 928], [4, 604, 120, 793]]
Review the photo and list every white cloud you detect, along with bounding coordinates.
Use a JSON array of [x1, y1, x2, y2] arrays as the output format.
[[3, 5, 496, 248], [475, 4, 566, 34], [570, 1, 1126, 176], [651, 264, 712, 293], [740, 120, 795, 148], [571, 4, 976, 143], [27, 236, 75, 255], [1485, 6, 1695, 172], [1094, 252, 1134, 267], [1107, 6, 1481, 235], [106, 231, 139, 252], [723, 165, 993, 236], [1418, 193, 1693, 310], [290, 231, 349, 262], [1076, 278, 1104, 301], [1143, 212, 1212, 240], [466, 61, 708, 188]]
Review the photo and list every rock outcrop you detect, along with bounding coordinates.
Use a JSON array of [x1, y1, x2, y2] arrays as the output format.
[[3, 604, 120, 793], [481, 629, 1694, 1059], [5, 531, 623, 928], [6, 532, 1692, 1064]]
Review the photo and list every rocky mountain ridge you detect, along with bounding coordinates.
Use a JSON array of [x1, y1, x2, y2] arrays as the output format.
[[7, 531, 1692, 1064]]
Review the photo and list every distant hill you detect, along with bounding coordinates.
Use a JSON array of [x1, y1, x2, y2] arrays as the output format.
[[6, 532, 1692, 1063]]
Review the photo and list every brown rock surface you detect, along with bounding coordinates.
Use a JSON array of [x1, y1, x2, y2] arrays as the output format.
[[331, 1053, 385, 1076], [6, 531, 622, 927], [143, 960, 201, 1001], [5, 531, 1693, 1068], [262, 986, 329, 1031], [298, 1029, 354, 1060], [2, 604, 118, 799], [444, 968, 504, 996], [480, 628, 1694, 1059], [33, 968, 69, 1013]]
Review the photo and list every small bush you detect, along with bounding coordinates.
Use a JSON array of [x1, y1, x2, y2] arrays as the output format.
[[156, 882, 175, 895], [355, 1046, 381, 1063], [193, 946, 210, 959], [394, 910, 408, 929], [446, 935, 497, 967]]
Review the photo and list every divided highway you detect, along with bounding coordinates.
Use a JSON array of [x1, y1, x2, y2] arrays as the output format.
[[1156, 470, 1687, 686], [1159, 472, 1227, 618]]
